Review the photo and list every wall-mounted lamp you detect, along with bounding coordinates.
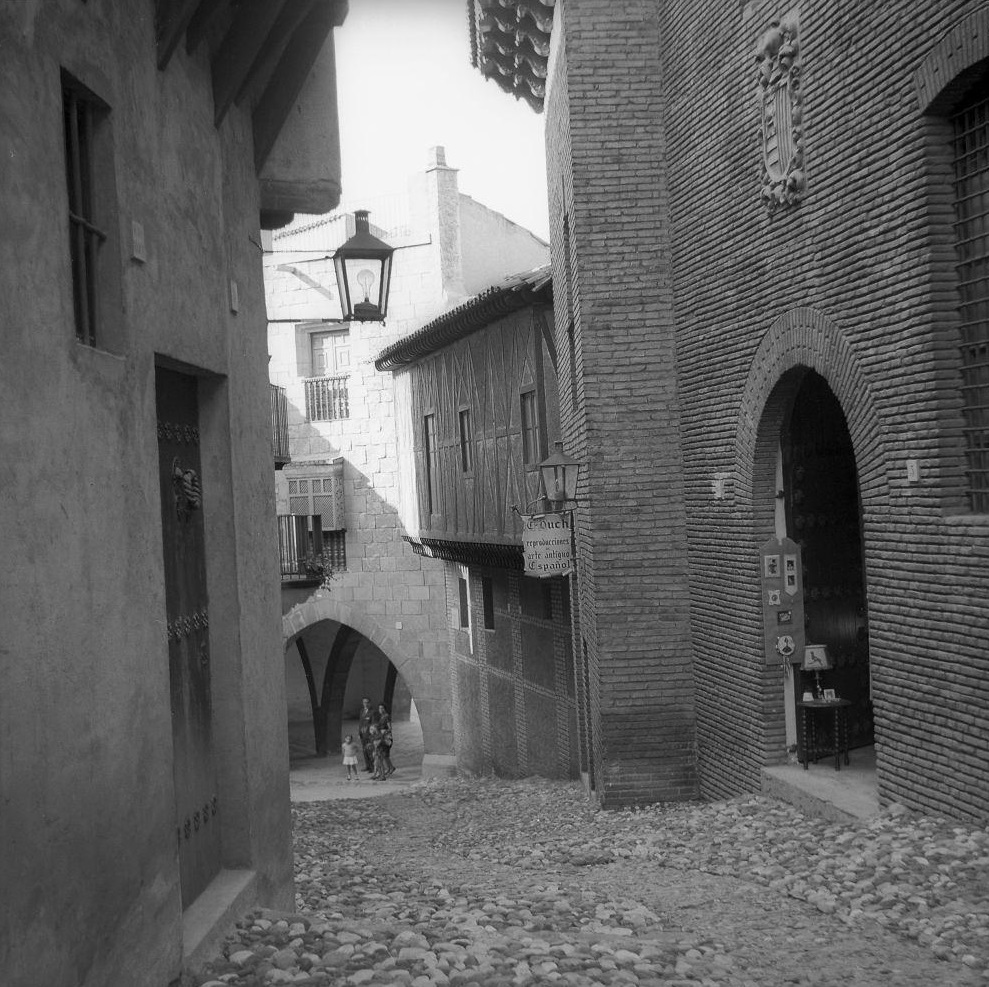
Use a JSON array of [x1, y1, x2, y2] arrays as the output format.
[[333, 210, 394, 322], [539, 441, 582, 510]]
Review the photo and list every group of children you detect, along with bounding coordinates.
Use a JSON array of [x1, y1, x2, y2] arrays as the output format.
[[341, 698, 395, 782]]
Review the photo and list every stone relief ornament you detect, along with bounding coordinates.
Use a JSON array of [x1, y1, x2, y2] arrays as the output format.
[[756, 13, 804, 210]]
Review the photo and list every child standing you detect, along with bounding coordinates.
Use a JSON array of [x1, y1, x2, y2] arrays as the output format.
[[341, 734, 360, 782]]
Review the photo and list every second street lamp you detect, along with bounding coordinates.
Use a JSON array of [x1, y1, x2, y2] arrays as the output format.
[[333, 209, 394, 322]]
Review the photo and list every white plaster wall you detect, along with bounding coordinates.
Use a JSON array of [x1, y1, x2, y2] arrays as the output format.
[[459, 195, 550, 294]]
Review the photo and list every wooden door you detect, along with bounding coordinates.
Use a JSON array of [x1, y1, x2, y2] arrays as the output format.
[[155, 367, 221, 907]]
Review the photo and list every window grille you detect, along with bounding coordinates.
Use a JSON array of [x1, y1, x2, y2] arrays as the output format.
[[286, 475, 346, 570], [304, 375, 349, 421], [952, 90, 989, 511], [62, 74, 109, 347]]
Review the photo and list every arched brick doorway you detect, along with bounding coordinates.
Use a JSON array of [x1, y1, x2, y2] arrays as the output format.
[[735, 308, 887, 769]]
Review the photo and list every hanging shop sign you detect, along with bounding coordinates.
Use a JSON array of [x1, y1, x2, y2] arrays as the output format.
[[522, 512, 573, 578]]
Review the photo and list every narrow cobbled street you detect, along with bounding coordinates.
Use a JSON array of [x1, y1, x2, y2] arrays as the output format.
[[194, 779, 989, 986]]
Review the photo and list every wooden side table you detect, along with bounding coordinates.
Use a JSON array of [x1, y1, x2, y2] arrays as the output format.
[[797, 699, 851, 771]]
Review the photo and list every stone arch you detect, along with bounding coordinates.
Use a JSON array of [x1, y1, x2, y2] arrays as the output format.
[[733, 306, 889, 516], [282, 590, 450, 766]]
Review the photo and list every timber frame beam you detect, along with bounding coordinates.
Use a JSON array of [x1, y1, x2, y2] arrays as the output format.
[[154, 0, 348, 153]]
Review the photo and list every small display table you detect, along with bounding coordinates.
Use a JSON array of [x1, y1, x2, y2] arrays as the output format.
[[797, 699, 851, 771]]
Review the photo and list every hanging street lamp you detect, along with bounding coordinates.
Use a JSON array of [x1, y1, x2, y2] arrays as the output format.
[[333, 209, 394, 322], [539, 441, 582, 509]]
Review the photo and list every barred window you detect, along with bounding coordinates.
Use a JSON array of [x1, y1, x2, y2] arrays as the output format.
[[952, 89, 989, 511], [62, 72, 110, 347]]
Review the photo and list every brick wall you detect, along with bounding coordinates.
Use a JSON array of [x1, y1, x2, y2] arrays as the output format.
[[657, 0, 989, 819], [447, 564, 578, 779], [545, 0, 989, 821], [545, 0, 699, 806]]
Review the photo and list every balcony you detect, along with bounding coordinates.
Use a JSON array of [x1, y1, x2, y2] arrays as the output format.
[[270, 383, 290, 468], [304, 374, 349, 422], [278, 514, 347, 585]]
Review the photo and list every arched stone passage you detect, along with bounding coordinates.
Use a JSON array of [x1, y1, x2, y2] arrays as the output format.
[[283, 590, 455, 775]]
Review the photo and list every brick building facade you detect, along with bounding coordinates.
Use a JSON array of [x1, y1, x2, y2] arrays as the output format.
[[469, 0, 989, 821]]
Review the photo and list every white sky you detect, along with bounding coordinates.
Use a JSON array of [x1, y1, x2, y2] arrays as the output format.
[[334, 0, 549, 241]]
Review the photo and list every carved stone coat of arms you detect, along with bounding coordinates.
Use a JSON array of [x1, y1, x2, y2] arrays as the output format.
[[756, 14, 804, 210]]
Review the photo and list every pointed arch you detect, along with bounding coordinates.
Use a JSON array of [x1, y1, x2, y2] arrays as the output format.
[[282, 591, 453, 769]]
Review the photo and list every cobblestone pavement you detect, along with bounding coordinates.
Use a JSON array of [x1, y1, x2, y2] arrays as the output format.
[[194, 778, 989, 986]]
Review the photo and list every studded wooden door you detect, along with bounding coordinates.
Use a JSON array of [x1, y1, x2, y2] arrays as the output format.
[[155, 367, 221, 908]]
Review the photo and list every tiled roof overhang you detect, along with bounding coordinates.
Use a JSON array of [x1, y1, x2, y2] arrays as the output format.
[[374, 265, 552, 372], [467, 0, 555, 112], [405, 536, 524, 570]]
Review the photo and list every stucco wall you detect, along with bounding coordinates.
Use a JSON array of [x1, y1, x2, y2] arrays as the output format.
[[0, 4, 299, 984]]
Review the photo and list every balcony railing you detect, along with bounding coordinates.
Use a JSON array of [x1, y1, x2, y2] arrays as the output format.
[[270, 383, 290, 467], [304, 374, 349, 422], [278, 514, 347, 584]]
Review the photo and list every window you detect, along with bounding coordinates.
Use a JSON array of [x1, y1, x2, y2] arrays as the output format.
[[310, 330, 350, 376], [481, 576, 495, 630], [520, 389, 540, 465], [62, 72, 111, 347], [458, 407, 473, 472], [458, 573, 469, 628], [424, 413, 438, 514], [952, 89, 989, 511], [305, 329, 350, 421], [542, 581, 554, 620], [287, 474, 346, 570]]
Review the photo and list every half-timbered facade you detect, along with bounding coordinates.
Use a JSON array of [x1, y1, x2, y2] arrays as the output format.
[[376, 268, 581, 779]]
